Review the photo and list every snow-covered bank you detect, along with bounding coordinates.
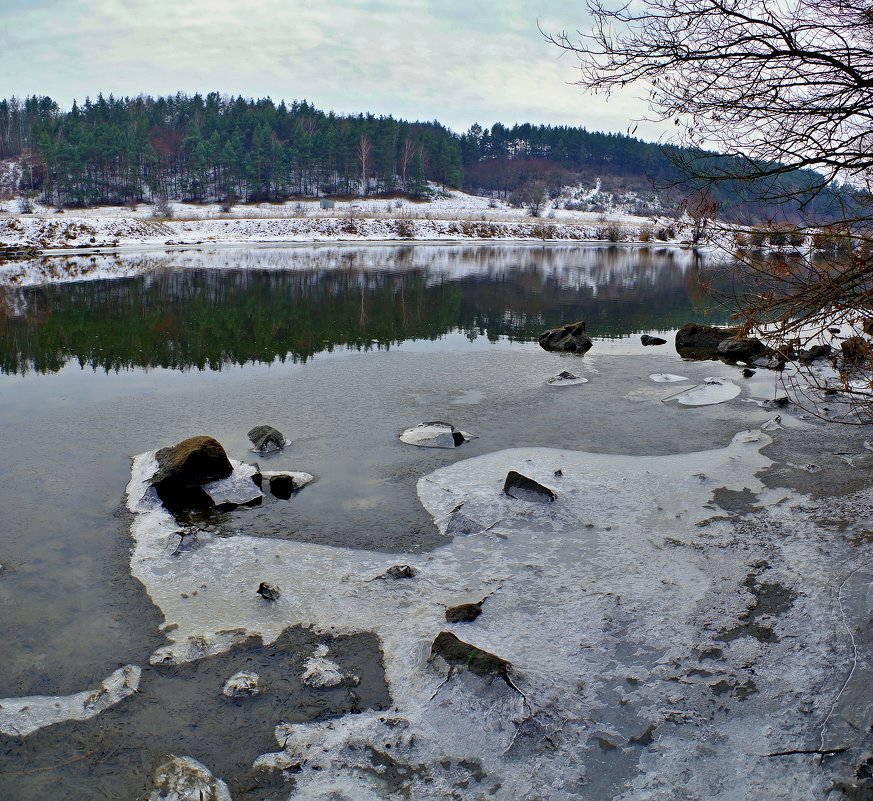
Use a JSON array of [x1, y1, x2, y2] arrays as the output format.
[[0, 187, 698, 255]]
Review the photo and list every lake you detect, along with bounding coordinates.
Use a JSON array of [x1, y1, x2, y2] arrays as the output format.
[[0, 243, 869, 801]]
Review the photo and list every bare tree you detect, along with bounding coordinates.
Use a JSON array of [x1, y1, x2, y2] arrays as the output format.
[[680, 190, 719, 246], [399, 137, 416, 192], [357, 133, 372, 197], [546, 0, 873, 419]]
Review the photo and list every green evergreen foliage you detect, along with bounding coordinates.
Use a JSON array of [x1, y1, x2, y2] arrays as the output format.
[[0, 92, 841, 221]]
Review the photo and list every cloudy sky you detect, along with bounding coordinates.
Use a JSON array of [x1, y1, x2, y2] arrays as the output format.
[[0, 0, 662, 138]]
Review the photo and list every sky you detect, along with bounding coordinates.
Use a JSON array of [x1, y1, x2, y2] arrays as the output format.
[[0, 0, 665, 140]]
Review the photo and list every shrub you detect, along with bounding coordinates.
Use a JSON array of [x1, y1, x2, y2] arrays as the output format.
[[394, 219, 415, 238], [639, 224, 652, 243]]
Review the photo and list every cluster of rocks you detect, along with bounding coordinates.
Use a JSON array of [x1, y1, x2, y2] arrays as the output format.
[[150, 427, 307, 513], [675, 322, 838, 369]]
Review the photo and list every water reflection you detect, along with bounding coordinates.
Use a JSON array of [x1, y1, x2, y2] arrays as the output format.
[[0, 244, 725, 375]]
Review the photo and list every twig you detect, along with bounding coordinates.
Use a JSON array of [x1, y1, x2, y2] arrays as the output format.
[[766, 747, 848, 758]]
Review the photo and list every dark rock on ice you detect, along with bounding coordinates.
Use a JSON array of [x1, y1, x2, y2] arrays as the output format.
[[247, 425, 286, 452], [640, 334, 667, 346], [675, 323, 742, 358], [742, 368, 756, 377], [503, 471, 556, 503], [538, 321, 593, 354], [798, 344, 832, 363], [256, 582, 281, 601], [445, 600, 484, 623], [269, 474, 296, 500], [430, 631, 511, 683], [151, 436, 233, 510], [379, 564, 417, 579], [716, 337, 767, 362]]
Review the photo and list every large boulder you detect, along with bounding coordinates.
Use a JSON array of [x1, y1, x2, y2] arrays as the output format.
[[151, 436, 233, 509], [716, 337, 767, 362], [675, 323, 742, 358], [539, 321, 593, 354]]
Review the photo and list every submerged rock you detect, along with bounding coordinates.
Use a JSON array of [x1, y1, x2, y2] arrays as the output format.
[[503, 470, 556, 503], [538, 321, 593, 354], [247, 424, 287, 453], [151, 436, 233, 509], [445, 509, 485, 536], [151, 755, 231, 801], [675, 323, 742, 358], [221, 670, 263, 699], [256, 582, 281, 601], [430, 631, 512, 682], [400, 422, 474, 449], [547, 370, 588, 386], [445, 600, 484, 623], [640, 334, 667, 346]]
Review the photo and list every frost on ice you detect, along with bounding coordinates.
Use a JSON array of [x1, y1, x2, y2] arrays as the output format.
[[124, 429, 872, 800]]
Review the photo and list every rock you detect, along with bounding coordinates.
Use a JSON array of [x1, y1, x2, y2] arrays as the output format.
[[222, 671, 263, 698], [742, 368, 756, 377], [547, 370, 588, 386], [430, 631, 512, 683], [445, 600, 484, 623], [256, 582, 280, 601], [650, 373, 689, 383], [151, 755, 231, 801], [640, 334, 667, 346], [842, 336, 869, 364], [503, 471, 556, 503], [379, 564, 417, 579], [716, 337, 767, 361], [798, 344, 832, 363], [268, 474, 296, 499], [399, 421, 475, 448], [151, 436, 233, 510], [247, 425, 287, 452], [675, 323, 742, 358], [538, 321, 593, 354]]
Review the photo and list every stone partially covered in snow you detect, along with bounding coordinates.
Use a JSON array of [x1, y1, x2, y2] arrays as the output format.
[[538, 321, 593, 354], [150, 755, 231, 801], [261, 470, 314, 500], [503, 470, 557, 503], [222, 671, 263, 699], [547, 370, 588, 386], [247, 424, 287, 453], [650, 373, 690, 383], [673, 377, 742, 406], [400, 422, 475, 449], [301, 644, 359, 688]]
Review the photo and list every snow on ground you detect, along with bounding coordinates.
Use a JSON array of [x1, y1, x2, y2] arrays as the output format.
[[0, 184, 695, 254]]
